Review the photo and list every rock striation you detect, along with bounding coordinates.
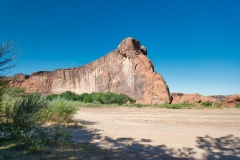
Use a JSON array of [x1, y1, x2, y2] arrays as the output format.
[[10, 37, 171, 104]]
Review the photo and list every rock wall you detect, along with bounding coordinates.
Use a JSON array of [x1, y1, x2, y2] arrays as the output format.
[[10, 38, 171, 104]]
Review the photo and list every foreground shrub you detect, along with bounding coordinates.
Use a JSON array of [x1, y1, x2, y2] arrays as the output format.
[[0, 93, 48, 146], [44, 98, 78, 124], [0, 87, 25, 114], [0, 92, 77, 152]]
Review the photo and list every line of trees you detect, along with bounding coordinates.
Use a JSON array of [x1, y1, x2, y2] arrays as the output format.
[[46, 91, 136, 105]]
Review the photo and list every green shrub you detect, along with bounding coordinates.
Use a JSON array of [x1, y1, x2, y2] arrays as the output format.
[[53, 125, 70, 143], [201, 101, 212, 107], [214, 102, 221, 108], [0, 92, 79, 153], [46, 91, 136, 105], [46, 93, 59, 101], [83, 93, 93, 103], [46, 91, 80, 101], [45, 98, 78, 124], [11, 93, 47, 139], [0, 92, 49, 151], [0, 87, 25, 114], [235, 103, 240, 108], [160, 102, 194, 109], [60, 91, 79, 101]]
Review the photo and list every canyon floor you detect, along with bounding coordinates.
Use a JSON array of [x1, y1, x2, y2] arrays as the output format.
[[71, 107, 240, 160]]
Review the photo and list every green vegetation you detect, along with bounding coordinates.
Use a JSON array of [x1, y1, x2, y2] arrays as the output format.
[[43, 98, 79, 124], [0, 86, 232, 159], [0, 89, 78, 155], [0, 86, 236, 159], [46, 91, 136, 105], [0, 87, 137, 157], [160, 102, 195, 109], [201, 101, 212, 107], [235, 103, 240, 108]]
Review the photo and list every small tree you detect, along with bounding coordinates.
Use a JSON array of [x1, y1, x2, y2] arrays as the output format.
[[0, 41, 18, 76], [0, 41, 18, 101], [0, 41, 18, 138]]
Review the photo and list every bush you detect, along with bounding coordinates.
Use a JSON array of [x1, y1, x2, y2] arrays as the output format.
[[235, 103, 240, 108], [201, 101, 212, 107], [46, 93, 59, 101], [0, 91, 79, 152], [53, 125, 70, 143], [214, 102, 221, 108], [85, 92, 135, 105], [44, 98, 78, 124], [46, 91, 80, 101], [83, 93, 93, 103], [46, 91, 136, 105], [60, 91, 79, 101], [0, 93, 48, 148], [0, 87, 25, 114], [160, 102, 194, 109]]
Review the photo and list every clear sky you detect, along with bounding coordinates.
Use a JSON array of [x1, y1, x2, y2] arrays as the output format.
[[0, 0, 239, 95]]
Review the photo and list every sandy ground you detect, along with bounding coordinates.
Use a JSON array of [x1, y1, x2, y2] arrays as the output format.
[[71, 108, 240, 159]]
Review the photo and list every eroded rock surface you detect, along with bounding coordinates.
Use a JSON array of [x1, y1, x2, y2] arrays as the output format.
[[171, 93, 215, 104], [221, 94, 240, 107], [10, 37, 171, 104]]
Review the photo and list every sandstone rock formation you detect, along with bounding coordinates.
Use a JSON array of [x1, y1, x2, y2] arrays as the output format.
[[10, 37, 171, 104], [171, 93, 215, 104], [221, 94, 240, 107], [208, 95, 228, 101]]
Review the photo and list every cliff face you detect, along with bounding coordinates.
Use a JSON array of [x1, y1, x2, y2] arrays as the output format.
[[10, 37, 171, 104]]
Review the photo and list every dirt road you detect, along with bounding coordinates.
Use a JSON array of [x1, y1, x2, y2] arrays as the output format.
[[71, 108, 240, 159]]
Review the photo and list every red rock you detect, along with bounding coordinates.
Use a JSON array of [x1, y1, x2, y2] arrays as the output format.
[[171, 93, 215, 104], [221, 94, 240, 107], [9, 37, 171, 104]]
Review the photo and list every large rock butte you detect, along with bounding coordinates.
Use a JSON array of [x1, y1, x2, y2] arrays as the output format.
[[10, 38, 171, 104]]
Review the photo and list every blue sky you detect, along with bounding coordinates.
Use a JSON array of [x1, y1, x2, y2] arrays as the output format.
[[0, 0, 239, 95]]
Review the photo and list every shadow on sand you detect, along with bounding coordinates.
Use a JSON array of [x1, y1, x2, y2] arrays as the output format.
[[67, 121, 240, 160], [0, 122, 239, 160]]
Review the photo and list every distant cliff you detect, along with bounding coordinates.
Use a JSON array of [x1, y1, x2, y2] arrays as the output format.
[[10, 38, 171, 104]]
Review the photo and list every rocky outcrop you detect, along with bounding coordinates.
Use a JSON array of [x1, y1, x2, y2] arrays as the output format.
[[208, 95, 228, 101], [171, 93, 215, 104], [221, 94, 240, 107], [10, 37, 171, 104]]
